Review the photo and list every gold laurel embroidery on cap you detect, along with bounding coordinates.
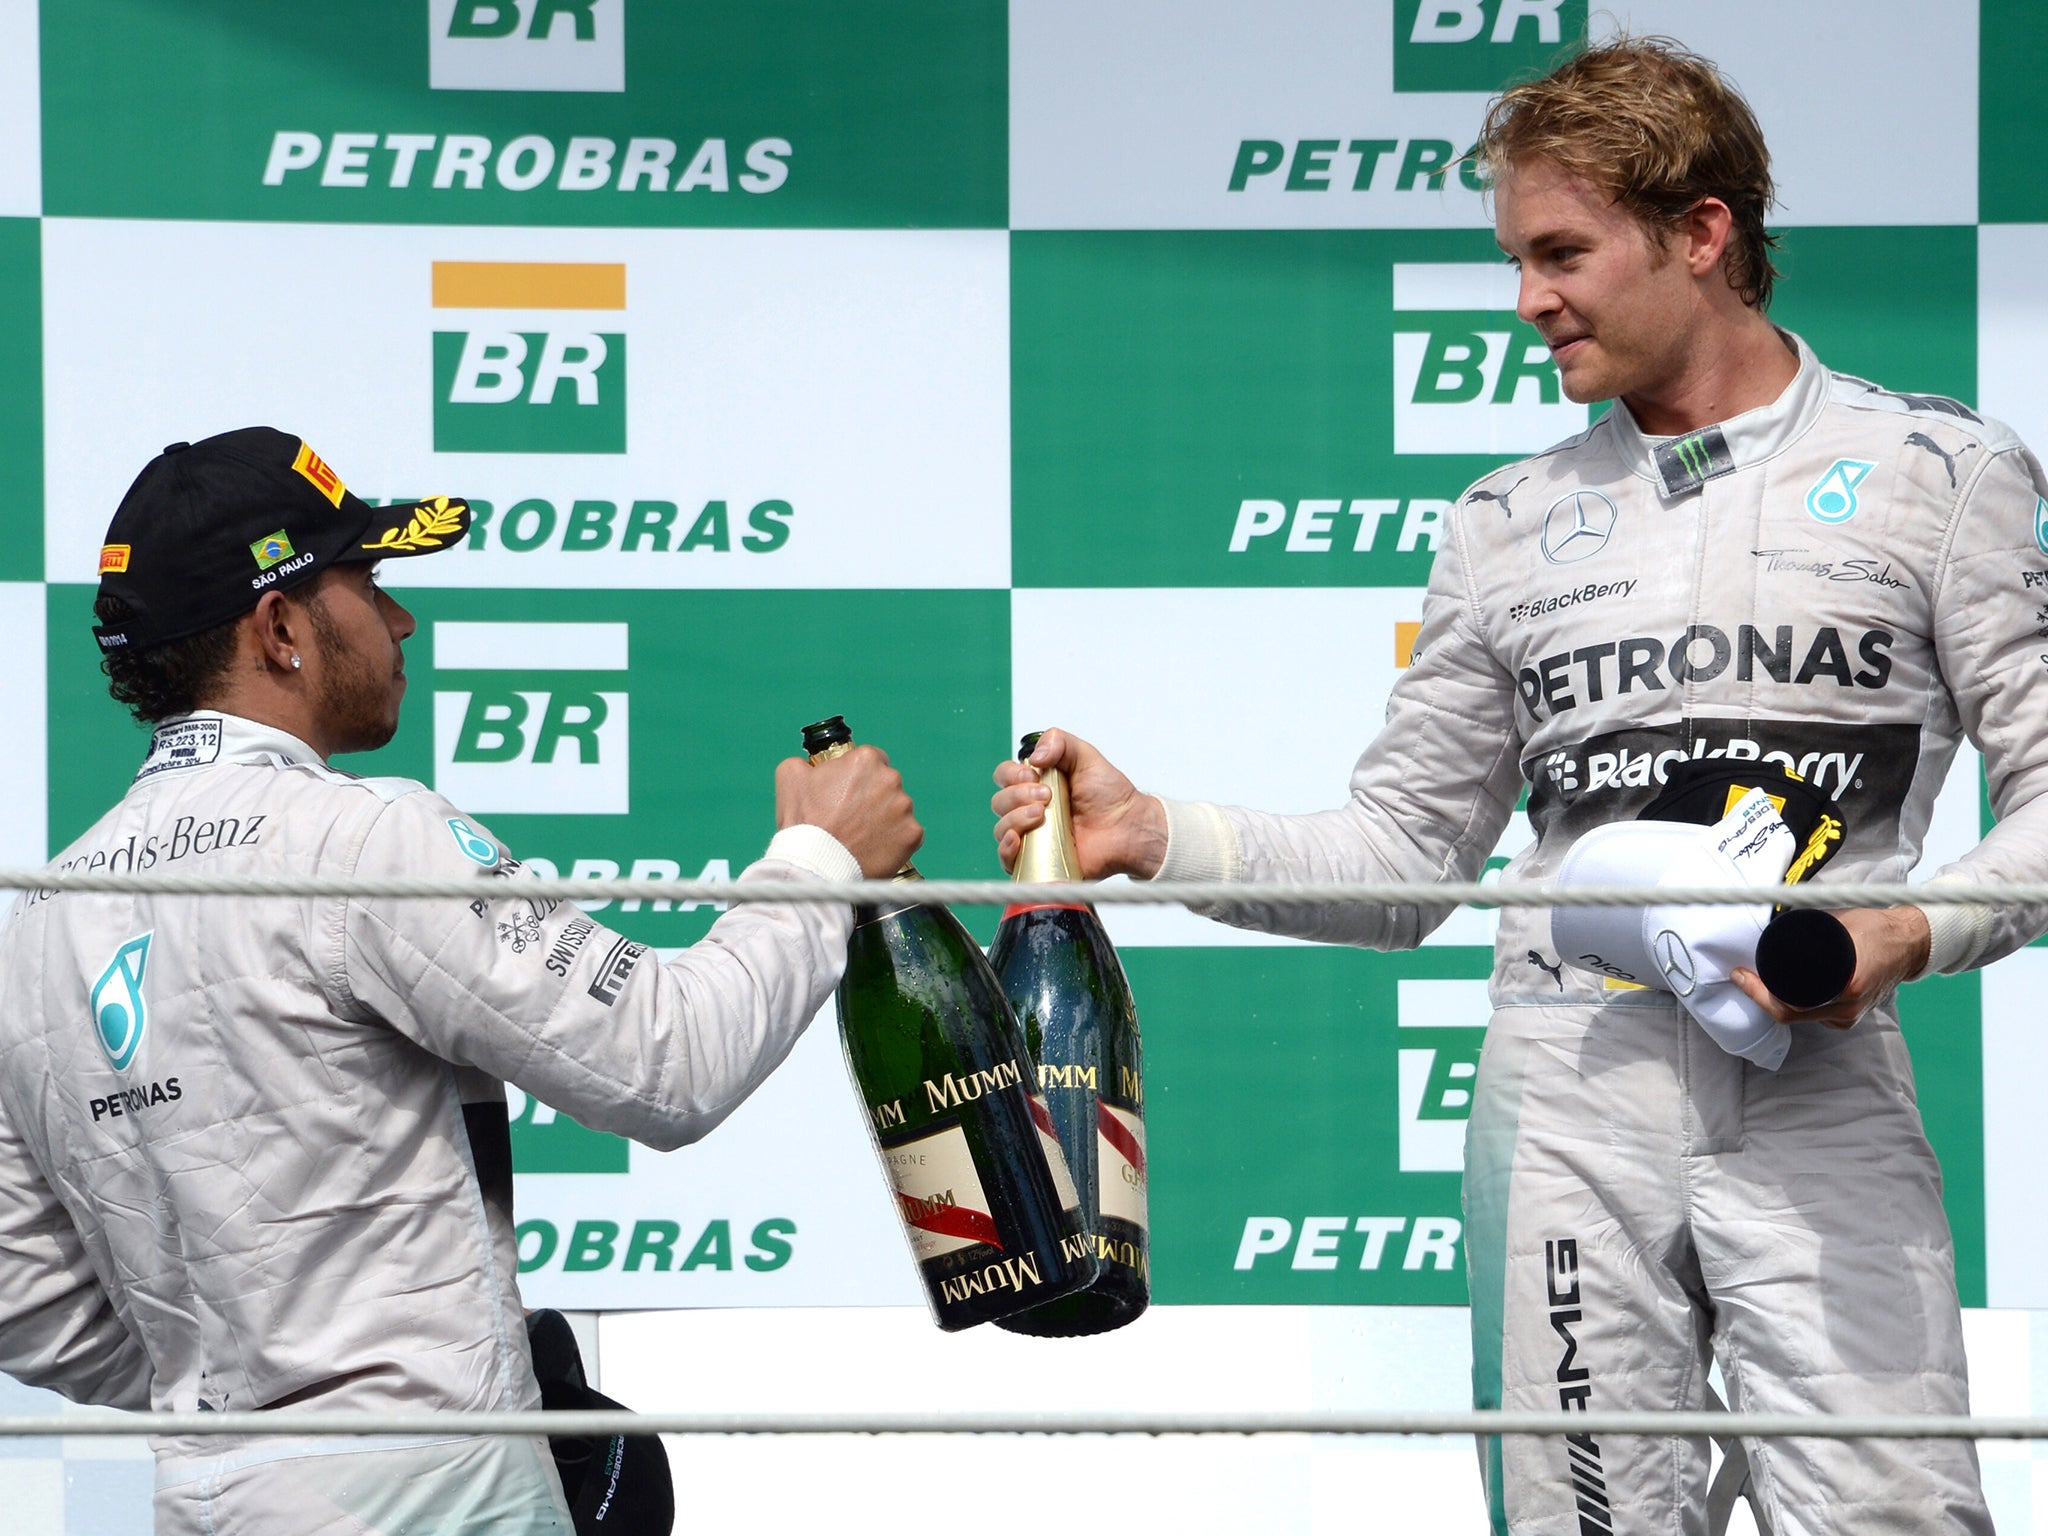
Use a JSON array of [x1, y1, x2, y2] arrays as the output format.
[[361, 496, 466, 553], [1784, 814, 1844, 886]]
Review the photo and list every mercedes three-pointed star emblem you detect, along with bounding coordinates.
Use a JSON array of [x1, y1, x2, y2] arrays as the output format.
[[1653, 929, 1698, 996], [1540, 489, 1619, 565]]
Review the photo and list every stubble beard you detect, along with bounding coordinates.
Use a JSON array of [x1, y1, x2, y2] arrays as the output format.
[[303, 591, 399, 754]]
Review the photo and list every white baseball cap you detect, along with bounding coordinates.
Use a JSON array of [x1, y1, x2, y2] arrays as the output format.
[[1550, 788, 1796, 1070]]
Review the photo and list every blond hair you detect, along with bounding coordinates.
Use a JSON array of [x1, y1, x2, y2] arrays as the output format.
[[1475, 37, 1781, 308]]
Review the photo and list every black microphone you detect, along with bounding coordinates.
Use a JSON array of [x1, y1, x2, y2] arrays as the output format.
[[1753, 908, 1857, 1010]]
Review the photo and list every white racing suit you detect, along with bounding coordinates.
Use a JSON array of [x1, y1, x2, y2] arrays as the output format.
[[0, 711, 861, 1534], [1158, 334, 2048, 1533]]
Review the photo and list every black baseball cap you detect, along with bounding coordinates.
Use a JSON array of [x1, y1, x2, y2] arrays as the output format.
[[92, 427, 471, 653], [526, 1308, 675, 1535]]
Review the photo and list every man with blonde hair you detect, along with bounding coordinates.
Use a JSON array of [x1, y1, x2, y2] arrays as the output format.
[[995, 37, 2043, 1534]]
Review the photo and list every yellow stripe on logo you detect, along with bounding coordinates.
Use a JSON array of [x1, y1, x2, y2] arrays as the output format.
[[432, 262, 626, 310], [1395, 621, 1422, 669]]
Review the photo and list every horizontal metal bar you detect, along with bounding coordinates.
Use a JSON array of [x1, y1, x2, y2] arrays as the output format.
[[0, 868, 2031, 910], [8, 1409, 2048, 1440]]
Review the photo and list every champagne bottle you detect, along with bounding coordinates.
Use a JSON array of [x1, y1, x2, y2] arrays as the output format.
[[989, 731, 1150, 1337], [805, 716, 1095, 1331]]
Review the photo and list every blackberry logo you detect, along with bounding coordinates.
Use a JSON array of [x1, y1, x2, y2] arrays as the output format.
[[1542, 750, 1579, 791]]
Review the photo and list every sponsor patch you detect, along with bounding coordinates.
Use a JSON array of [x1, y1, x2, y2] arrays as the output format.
[[587, 934, 647, 1006], [2036, 497, 2048, 557], [498, 911, 544, 952], [1903, 430, 1970, 489], [1652, 425, 1734, 497], [1752, 547, 1907, 589], [1523, 717, 1921, 853], [292, 440, 347, 507], [90, 933, 153, 1073], [1806, 459, 1875, 524], [99, 543, 131, 574], [447, 816, 500, 866], [1506, 578, 1636, 624], [1539, 489, 1617, 565], [1515, 624, 1895, 721], [89, 1077, 183, 1123]]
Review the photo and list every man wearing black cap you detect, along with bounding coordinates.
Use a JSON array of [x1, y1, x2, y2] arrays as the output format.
[[0, 428, 921, 1534]]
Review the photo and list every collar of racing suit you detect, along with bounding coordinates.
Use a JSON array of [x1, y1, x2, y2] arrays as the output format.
[[1606, 329, 1829, 500], [134, 710, 327, 784]]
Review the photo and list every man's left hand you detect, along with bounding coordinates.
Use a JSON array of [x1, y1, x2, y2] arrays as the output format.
[[1730, 905, 1933, 1029]]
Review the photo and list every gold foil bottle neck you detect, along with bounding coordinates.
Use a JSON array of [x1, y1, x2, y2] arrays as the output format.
[[1013, 762, 1081, 886], [805, 731, 918, 883]]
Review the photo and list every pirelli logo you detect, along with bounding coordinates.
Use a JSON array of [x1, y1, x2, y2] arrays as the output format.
[[99, 544, 132, 574], [587, 933, 646, 1006], [292, 441, 347, 507]]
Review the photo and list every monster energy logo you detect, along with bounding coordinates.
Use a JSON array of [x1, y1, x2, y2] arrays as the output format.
[[1652, 424, 1734, 497]]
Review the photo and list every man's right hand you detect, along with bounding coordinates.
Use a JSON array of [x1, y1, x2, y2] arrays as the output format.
[[991, 727, 1169, 879], [776, 746, 922, 878]]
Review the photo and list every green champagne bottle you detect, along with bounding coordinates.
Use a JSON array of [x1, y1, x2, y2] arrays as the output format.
[[989, 732, 1150, 1337], [805, 716, 1095, 1331]]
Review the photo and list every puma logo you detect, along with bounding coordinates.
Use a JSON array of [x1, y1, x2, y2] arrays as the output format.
[[1466, 476, 1530, 519], [1904, 430, 1972, 489]]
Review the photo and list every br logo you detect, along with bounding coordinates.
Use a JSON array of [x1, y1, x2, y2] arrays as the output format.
[[1390, 263, 1586, 455], [428, 0, 626, 93], [1393, 0, 1587, 93], [1395, 979, 1488, 1173], [433, 620, 631, 815], [431, 261, 626, 454]]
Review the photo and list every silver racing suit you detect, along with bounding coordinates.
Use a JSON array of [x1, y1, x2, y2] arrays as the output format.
[[0, 711, 860, 1534], [1156, 334, 2048, 1533]]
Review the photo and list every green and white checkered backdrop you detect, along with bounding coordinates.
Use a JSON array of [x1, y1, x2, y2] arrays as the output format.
[[10, 3, 2048, 1531]]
